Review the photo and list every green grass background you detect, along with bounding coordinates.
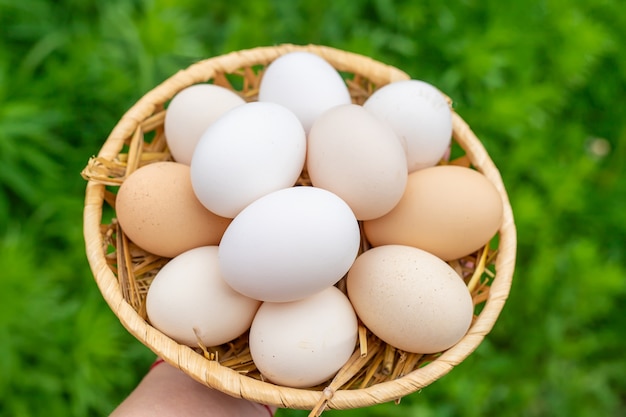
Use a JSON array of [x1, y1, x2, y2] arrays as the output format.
[[1, 0, 625, 416]]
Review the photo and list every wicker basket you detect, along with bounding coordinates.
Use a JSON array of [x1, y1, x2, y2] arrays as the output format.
[[82, 44, 516, 415]]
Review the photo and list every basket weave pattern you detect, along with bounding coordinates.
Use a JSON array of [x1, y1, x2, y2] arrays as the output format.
[[82, 44, 516, 413]]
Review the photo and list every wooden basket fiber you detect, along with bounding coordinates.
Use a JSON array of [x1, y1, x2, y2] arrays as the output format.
[[82, 44, 516, 415]]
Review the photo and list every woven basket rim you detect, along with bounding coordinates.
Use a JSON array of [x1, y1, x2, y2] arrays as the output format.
[[83, 43, 517, 412]]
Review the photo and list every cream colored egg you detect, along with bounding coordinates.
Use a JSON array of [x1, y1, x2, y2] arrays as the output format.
[[363, 165, 503, 261], [249, 286, 358, 388], [146, 246, 261, 347], [115, 162, 231, 258], [164, 84, 245, 165], [347, 245, 473, 354], [307, 104, 408, 220]]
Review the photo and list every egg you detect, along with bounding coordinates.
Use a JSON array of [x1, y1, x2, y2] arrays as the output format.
[[258, 51, 352, 132], [218, 186, 360, 302], [115, 162, 231, 258], [307, 104, 408, 220], [347, 245, 473, 354], [146, 246, 261, 347], [363, 165, 503, 261], [190, 102, 306, 218], [249, 286, 358, 388], [364, 79, 453, 172], [164, 84, 246, 165]]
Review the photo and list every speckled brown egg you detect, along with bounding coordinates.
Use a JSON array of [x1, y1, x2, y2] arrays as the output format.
[[346, 244, 473, 354]]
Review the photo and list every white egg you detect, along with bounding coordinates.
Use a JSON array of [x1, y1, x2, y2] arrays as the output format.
[[164, 84, 245, 165], [364, 79, 453, 172], [218, 186, 360, 302], [190, 102, 306, 218], [249, 286, 358, 388], [146, 246, 261, 347], [258, 51, 352, 132]]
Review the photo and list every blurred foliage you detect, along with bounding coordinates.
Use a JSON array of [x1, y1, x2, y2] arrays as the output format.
[[0, 0, 624, 416]]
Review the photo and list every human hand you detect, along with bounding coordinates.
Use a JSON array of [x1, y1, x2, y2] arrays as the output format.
[[110, 359, 276, 417]]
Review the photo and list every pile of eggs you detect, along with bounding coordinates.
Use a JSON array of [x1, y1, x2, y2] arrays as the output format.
[[114, 52, 504, 389]]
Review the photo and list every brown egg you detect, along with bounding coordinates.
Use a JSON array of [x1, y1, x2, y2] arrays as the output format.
[[363, 165, 503, 261], [115, 161, 231, 258]]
